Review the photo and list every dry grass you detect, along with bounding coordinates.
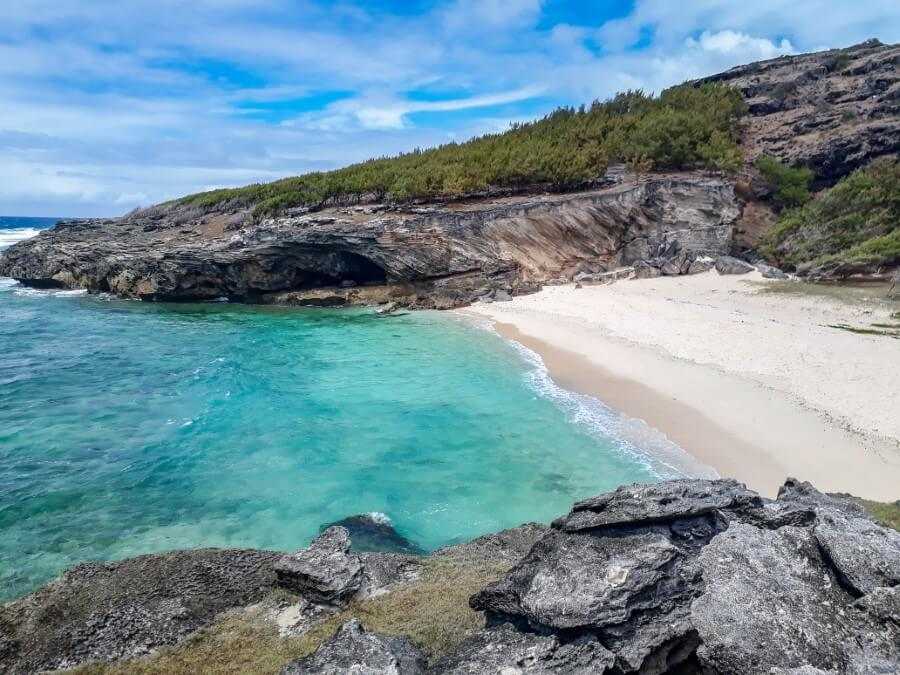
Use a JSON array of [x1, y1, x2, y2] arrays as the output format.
[[68, 560, 508, 675]]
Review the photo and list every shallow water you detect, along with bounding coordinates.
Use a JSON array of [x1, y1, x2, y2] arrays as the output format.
[[0, 222, 691, 601]]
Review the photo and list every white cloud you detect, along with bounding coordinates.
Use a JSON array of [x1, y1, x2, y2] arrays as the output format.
[[0, 0, 898, 216]]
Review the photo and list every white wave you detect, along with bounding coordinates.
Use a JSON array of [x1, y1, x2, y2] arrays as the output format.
[[0, 227, 41, 251], [367, 511, 393, 525], [507, 338, 719, 481]]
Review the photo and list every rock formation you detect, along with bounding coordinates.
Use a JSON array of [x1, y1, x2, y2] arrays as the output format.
[[1, 478, 897, 674], [2, 40, 897, 304]]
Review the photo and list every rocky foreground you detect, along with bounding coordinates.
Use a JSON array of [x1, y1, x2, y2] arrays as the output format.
[[1, 478, 897, 674], [1, 40, 897, 308]]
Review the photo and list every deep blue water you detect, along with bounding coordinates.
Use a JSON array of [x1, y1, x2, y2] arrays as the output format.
[[0, 220, 695, 601]]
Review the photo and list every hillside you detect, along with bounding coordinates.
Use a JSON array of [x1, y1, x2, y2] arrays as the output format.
[[1, 39, 898, 306]]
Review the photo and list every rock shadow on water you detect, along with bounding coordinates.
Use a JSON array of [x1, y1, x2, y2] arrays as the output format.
[[322, 513, 425, 555]]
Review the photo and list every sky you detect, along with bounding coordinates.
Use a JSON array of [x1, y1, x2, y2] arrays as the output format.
[[1, 1, 899, 217]]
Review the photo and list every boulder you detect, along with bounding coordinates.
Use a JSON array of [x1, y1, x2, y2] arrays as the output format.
[[280, 619, 425, 675], [691, 523, 897, 674], [274, 527, 363, 605], [431, 623, 615, 674], [714, 255, 755, 275], [757, 262, 789, 279], [554, 479, 762, 533], [687, 256, 715, 274], [632, 260, 662, 279]]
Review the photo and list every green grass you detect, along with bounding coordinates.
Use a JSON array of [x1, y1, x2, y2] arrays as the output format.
[[761, 158, 900, 272], [170, 84, 746, 220], [67, 560, 507, 675], [862, 500, 900, 531]]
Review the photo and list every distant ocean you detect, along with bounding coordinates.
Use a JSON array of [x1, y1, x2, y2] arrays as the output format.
[[0, 215, 704, 601], [0, 216, 61, 251]]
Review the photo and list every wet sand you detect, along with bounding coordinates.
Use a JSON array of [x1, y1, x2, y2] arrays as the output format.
[[467, 272, 900, 500]]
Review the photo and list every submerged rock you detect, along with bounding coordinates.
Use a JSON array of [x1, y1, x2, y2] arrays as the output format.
[[281, 619, 426, 675], [323, 514, 424, 555]]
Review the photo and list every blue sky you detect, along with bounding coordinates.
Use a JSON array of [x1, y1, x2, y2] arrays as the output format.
[[1, 1, 898, 216]]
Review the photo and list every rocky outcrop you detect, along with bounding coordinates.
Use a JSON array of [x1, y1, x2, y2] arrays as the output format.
[[1, 480, 897, 674], [0, 173, 740, 308], [697, 39, 900, 187], [472, 478, 899, 674], [323, 513, 425, 555], [0, 548, 280, 674], [714, 255, 755, 275], [281, 619, 426, 674]]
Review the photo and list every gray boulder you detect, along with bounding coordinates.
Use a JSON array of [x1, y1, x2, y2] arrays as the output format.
[[431, 623, 615, 674], [691, 523, 897, 674], [757, 262, 789, 279], [813, 509, 900, 596], [554, 478, 762, 533], [632, 260, 662, 279], [715, 255, 755, 275], [274, 527, 364, 605], [281, 619, 425, 674], [687, 256, 715, 274]]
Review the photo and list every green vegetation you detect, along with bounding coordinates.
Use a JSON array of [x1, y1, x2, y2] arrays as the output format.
[[175, 85, 746, 220], [761, 158, 900, 271], [862, 499, 900, 531], [71, 560, 507, 675], [754, 155, 813, 209]]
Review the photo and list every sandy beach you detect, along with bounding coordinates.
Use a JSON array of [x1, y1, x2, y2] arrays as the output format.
[[467, 272, 900, 500]]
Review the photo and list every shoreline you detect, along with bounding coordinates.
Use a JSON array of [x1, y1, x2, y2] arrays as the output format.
[[466, 273, 900, 500]]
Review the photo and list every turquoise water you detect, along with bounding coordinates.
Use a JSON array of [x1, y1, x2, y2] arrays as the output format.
[[0, 223, 683, 601]]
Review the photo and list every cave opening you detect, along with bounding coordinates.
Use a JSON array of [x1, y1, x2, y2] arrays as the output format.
[[330, 251, 388, 286]]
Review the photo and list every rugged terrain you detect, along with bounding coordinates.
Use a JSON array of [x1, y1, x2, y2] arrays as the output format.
[[1, 40, 898, 307], [1, 478, 897, 674]]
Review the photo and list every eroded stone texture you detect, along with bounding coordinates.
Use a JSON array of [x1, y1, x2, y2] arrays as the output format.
[[280, 619, 426, 675], [274, 527, 364, 605], [0, 548, 279, 674], [430, 623, 615, 674]]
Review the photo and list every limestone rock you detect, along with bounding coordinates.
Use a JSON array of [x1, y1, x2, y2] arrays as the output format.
[[554, 479, 762, 533], [632, 260, 662, 279], [715, 255, 754, 275], [0, 548, 279, 674], [757, 262, 789, 279], [691, 523, 894, 674], [280, 619, 426, 675], [687, 256, 715, 274], [274, 527, 363, 605], [0, 174, 739, 308], [813, 509, 900, 596], [431, 623, 615, 674]]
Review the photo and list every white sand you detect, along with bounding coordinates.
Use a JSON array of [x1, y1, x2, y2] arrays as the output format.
[[467, 272, 900, 500]]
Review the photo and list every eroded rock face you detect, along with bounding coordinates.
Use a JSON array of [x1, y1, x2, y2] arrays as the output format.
[[472, 479, 900, 674], [281, 619, 426, 675], [274, 527, 365, 605], [0, 548, 280, 674], [0, 174, 739, 308], [696, 39, 900, 186]]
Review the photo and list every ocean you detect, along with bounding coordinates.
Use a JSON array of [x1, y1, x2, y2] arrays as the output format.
[[0, 218, 698, 600]]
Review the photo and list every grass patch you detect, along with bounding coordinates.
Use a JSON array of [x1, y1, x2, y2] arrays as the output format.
[[67, 560, 507, 675], [171, 85, 745, 219], [755, 155, 813, 209], [862, 500, 900, 531]]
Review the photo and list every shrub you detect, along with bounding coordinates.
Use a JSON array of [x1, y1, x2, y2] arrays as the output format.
[[175, 85, 746, 219], [754, 155, 813, 209], [760, 158, 900, 270]]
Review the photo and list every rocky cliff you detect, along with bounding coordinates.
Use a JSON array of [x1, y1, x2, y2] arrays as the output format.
[[1, 40, 897, 305], [0, 172, 739, 308], [1, 479, 897, 674]]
